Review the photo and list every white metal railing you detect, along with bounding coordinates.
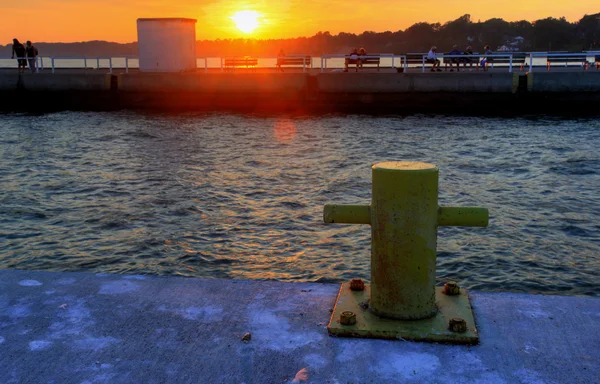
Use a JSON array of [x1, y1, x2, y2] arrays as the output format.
[[32, 56, 116, 73], [199, 57, 208, 72], [320, 53, 395, 72], [53, 56, 108, 74], [395, 52, 600, 73], [0, 56, 124, 73], [411, 53, 524, 73], [92, 57, 115, 73], [2, 52, 599, 74], [396, 55, 406, 72], [528, 52, 599, 72], [1, 57, 43, 73]]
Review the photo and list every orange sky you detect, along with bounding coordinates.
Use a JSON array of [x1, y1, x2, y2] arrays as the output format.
[[1, 0, 598, 43]]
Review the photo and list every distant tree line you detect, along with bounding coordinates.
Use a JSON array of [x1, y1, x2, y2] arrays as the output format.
[[199, 13, 600, 56], [2, 13, 599, 57]]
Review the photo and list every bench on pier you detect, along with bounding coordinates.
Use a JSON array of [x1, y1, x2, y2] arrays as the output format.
[[405, 54, 438, 71], [276, 56, 312, 71], [546, 55, 588, 70], [405, 54, 480, 71], [441, 54, 483, 71], [441, 55, 462, 71], [345, 55, 381, 72], [458, 54, 480, 70], [224, 57, 258, 71], [484, 53, 527, 71]]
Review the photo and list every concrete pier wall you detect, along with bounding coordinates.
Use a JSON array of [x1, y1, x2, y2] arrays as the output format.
[[316, 73, 517, 93], [2, 71, 600, 112], [316, 73, 412, 93], [118, 73, 308, 93], [0, 74, 19, 90], [21, 73, 111, 91], [0, 73, 110, 91], [528, 72, 600, 92], [117, 73, 309, 110], [0, 73, 115, 110]]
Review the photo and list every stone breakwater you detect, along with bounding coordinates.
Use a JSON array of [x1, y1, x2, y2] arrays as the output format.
[[1, 71, 600, 113]]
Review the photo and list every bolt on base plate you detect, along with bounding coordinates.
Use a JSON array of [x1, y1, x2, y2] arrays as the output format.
[[327, 283, 478, 344]]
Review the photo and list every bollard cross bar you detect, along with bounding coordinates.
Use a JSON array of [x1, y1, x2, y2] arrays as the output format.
[[323, 161, 488, 344]]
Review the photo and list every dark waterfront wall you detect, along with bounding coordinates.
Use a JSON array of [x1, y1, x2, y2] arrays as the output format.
[[2, 72, 600, 114]]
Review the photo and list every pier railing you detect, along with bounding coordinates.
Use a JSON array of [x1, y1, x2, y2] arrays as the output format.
[[1, 56, 44, 73], [37, 56, 117, 73], [0, 56, 117, 73], [0, 56, 142, 73], [47, 56, 116, 73], [406, 53, 525, 73], [528, 51, 599, 72], [2, 52, 599, 73], [441, 53, 516, 72]]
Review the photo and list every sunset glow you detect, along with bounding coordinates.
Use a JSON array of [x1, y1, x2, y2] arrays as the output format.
[[231, 11, 261, 34], [0, 0, 598, 42]]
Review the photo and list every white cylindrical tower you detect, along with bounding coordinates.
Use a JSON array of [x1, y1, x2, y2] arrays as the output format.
[[137, 18, 197, 72]]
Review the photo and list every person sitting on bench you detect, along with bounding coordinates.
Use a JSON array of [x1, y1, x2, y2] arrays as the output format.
[[427, 46, 441, 72], [357, 47, 367, 71], [344, 48, 360, 72], [462, 46, 476, 71], [445, 45, 462, 72], [481, 45, 493, 71], [276, 49, 285, 72]]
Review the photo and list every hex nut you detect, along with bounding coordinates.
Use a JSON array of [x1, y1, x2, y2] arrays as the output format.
[[350, 278, 365, 291], [448, 318, 467, 333], [340, 311, 357, 326], [241, 332, 252, 343], [444, 281, 460, 296]]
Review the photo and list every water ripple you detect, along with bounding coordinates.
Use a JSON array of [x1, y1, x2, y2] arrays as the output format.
[[0, 111, 599, 296]]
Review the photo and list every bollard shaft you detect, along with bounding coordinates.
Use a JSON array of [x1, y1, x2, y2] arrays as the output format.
[[323, 204, 371, 225], [438, 207, 489, 227], [370, 162, 438, 320]]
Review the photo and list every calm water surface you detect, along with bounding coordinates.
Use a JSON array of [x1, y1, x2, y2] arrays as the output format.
[[1, 112, 599, 296]]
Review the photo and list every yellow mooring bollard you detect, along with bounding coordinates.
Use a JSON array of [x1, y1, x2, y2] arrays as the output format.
[[324, 161, 488, 344]]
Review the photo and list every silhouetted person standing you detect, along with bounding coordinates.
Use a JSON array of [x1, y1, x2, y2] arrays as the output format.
[[12, 39, 27, 73], [25, 41, 38, 73]]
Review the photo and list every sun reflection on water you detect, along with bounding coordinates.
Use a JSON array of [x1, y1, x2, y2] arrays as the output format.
[[273, 119, 297, 144]]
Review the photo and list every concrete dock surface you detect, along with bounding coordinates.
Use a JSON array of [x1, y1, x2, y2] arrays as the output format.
[[0, 269, 598, 383]]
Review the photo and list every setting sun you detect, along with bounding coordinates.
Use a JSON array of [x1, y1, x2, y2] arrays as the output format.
[[231, 10, 261, 33]]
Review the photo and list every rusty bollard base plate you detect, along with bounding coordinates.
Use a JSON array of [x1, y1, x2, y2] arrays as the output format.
[[327, 283, 478, 344]]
